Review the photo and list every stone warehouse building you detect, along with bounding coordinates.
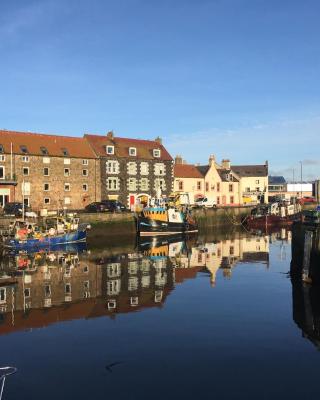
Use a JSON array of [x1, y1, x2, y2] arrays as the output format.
[[0, 130, 100, 210], [85, 131, 174, 209]]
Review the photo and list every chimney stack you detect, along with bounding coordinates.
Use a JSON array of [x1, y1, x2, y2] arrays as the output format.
[[155, 136, 162, 145], [209, 154, 215, 166], [221, 159, 231, 170], [107, 131, 114, 140], [175, 155, 183, 164]]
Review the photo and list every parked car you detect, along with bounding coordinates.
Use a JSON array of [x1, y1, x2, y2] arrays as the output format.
[[3, 202, 36, 217], [298, 196, 317, 205], [193, 197, 217, 208], [84, 200, 127, 213], [101, 200, 128, 212]]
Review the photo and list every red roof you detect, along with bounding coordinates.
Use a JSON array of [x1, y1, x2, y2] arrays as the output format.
[[0, 130, 96, 158], [84, 134, 173, 161], [174, 164, 204, 179]]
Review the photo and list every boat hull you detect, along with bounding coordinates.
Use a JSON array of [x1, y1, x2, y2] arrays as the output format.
[[4, 229, 87, 250], [136, 216, 198, 236], [245, 214, 300, 229]]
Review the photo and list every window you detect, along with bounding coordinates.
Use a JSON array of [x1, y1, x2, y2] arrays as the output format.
[[64, 168, 70, 177], [44, 183, 50, 191], [153, 149, 161, 158], [40, 146, 48, 155], [44, 198, 50, 205], [64, 158, 70, 165], [128, 277, 138, 291], [23, 167, 29, 176], [64, 183, 70, 191], [84, 281, 90, 290], [230, 246, 234, 255], [229, 184, 233, 192], [107, 177, 119, 191], [65, 283, 71, 294], [140, 162, 149, 175], [43, 167, 49, 176], [197, 181, 201, 190], [24, 288, 31, 298], [106, 145, 114, 155], [82, 183, 88, 191], [106, 160, 119, 174], [129, 147, 137, 156], [82, 169, 88, 176], [0, 155, 5, 162], [43, 157, 50, 164], [205, 182, 209, 192], [44, 285, 51, 297], [0, 144, 4, 153], [0, 166, 4, 179], [230, 196, 234, 204], [128, 178, 137, 191], [255, 180, 260, 184], [0, 288, 6, 304], [140, 178, 149, 191], [61, 148, 69, 156], [178, 181, 183, 190], [217, 196, 220, 205], [20, 145, 28, 154], [127, 162, 137, 175], [107, 279, 121, 296], [22, 155, 29, 162], [64, 197, 71, 205], [24, 197, 30, 207], [82, 159, 89, 165], [217, 182, 220, 192], [154, 163, 165, 176], [154, 178, 166, 191], [22, 182, 30, 195], [245, 187, 250, 192]]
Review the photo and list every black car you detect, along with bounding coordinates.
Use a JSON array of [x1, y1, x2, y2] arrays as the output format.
[[84, 202, 109, 213], [101, 200, 127, 212], [3, 202, 27, 217]]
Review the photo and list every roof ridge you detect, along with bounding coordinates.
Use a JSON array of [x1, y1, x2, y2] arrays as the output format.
[[0, 129, 83, 140]]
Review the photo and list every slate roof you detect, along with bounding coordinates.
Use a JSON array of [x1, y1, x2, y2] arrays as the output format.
[[0, 130, 96, 158], [85, 134, 173, 161], [231, 164, 268, 177], [174, 164, 204, 179], [269, 176, 286, 184]]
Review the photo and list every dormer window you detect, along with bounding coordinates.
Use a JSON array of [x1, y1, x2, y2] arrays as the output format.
[[129, 147, 137, 156], [61, 148, 69, 156], [153, 149, 161, 158], [106, 145, 114, 155], [20, 145, 28, 154], [40, 146, 49, 155], [0, 144, 4, 153]]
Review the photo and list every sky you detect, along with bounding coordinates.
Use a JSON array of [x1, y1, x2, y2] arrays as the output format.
[[0, 0, 320, 181]]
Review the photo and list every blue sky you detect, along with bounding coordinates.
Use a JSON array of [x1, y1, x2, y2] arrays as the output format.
[[0, 0, 320, 180]]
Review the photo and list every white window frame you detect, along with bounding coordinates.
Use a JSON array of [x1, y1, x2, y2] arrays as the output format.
[[0, 155, 5, 162], [0, 287, 6, 304], [64, 197, 71, 205], [127, 162, 137, 175], [106, 160, 119, 174], [153, 149, 161, 158], [107, 177, 119, 191], [64, 183, 71, 191], [0, 166, 4, 180], [23, 166, 29, 176], [106, 145, 114, 155], [21, 156, 29, 162], [140, 178, 149, 191], [43, 157, 50, 164], [43, 167, 50, 176], [44, 197, 50, 205], [64, 168, 70, 177], [43, 183, 50, 191], [128, 177, 137, 191], [24, 197, 30, 207], [129, 147, 137, 156], [82, 169, 88, 177], [82, 183, 88, 191], [82, 159, 89, 165], [64, 158, 71, 165], [140, 162, 149, 175], [154, 163, 165, 176]]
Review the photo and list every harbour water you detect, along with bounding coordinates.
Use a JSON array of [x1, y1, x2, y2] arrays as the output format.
[[1, 227, 320, 399]]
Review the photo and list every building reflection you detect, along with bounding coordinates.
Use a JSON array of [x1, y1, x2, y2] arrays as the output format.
[[0, 233, 271, 335]]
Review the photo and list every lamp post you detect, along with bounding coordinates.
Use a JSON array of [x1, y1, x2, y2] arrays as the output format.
[[300, 161, 303, 199]]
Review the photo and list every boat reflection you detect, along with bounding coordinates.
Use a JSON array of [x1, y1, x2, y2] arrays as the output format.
[[0, 232, 271, 335]]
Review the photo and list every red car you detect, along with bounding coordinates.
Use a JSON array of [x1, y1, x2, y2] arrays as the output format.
[[298, 196, 317, 205]]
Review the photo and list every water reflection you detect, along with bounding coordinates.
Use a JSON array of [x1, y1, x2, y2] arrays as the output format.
[[0, 232, 276, 335]]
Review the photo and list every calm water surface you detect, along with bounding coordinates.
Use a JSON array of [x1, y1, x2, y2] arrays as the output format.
[[1, 229, 320, 399]]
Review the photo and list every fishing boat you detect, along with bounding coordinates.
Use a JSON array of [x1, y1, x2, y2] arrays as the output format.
[[1, 214, 90, 250], [244, 201, 301, 229], [136, 205, 197, 236], [302, 206, 320, 227]]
